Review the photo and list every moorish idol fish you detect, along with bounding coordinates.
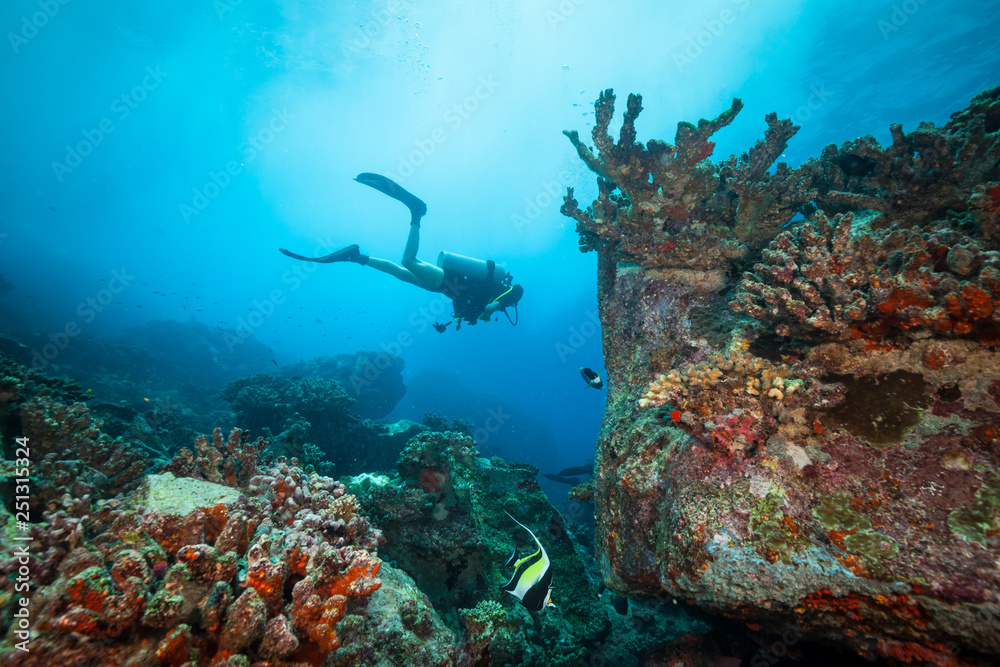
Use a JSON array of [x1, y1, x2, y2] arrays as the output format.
[[579, 367, 604, 390], [500, 510, 556, 611]]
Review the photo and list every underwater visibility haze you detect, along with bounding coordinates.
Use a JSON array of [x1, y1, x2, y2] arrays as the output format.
[[2, 0, 1000, 665]]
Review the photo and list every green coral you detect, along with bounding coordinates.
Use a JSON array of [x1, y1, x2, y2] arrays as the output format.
[[814, 494, 899, 574], [948, 473, 1000, 545], [843, 531, 899, 561], [814, 493, 872, 532], [748, 487, 808, 564]]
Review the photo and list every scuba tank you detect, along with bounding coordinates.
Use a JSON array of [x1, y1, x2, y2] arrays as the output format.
[[437, 251, 507, 285]]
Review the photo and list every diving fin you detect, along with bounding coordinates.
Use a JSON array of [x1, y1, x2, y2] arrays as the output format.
[[354, 172, 427, 221], [279, 244, 368, 264]]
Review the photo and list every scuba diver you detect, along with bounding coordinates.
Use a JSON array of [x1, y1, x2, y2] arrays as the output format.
[[279, 173, 523, 332]]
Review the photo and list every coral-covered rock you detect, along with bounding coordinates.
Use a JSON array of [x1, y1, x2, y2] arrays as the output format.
[[162, 426, 264, 487], [564, 88, 1000, 665]]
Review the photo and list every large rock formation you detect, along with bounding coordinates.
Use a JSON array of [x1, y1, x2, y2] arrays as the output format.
[[564, 87, 1000, 665]]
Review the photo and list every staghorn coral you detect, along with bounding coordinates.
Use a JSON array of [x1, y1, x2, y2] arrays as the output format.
[[561, 89, 805, 269], [564, 86, 1000, 275]]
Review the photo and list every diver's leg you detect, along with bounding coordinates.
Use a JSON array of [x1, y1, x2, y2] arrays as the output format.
[[400, 224, 445, 290], [365, 257, 421, 286]]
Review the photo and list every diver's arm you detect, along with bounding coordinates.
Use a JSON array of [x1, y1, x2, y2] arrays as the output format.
[[480, 301, 503, 321]]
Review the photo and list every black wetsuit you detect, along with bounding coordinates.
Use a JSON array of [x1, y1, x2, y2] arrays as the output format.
[[435, 270, 505, 324]]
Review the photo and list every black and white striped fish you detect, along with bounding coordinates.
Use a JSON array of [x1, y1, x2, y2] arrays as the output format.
[[500, 510, 556, 611]]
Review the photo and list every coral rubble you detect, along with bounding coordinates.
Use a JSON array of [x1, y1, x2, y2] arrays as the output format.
[[564, 86, 1000, 664]]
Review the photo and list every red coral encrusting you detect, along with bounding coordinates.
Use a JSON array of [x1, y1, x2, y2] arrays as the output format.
[[2, 437, 383, 667]]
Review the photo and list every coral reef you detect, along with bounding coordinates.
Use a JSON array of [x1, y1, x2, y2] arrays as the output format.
[[221, 372, 424, 476], [348, 431, 705, 666], [0, 355, 152, 508], [278, 352, 407, 419], [328, 562, 459, 666], [564, 87, 1000, 664], [563, 86, 1000, 273], [8, 321, 275, 434], [1, 429, 386, 666]]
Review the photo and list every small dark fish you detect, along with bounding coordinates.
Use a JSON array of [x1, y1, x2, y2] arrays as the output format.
[[580, 367, 604, 390], [49, 206, 56, 211], [315, 317, 323, 324], [271, 359, 277, 365], [557, 465, 593, 477], [542, 473, 581, 486]]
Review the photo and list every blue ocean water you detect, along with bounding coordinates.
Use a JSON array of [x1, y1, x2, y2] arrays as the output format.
[[1, 0, 998, 492]]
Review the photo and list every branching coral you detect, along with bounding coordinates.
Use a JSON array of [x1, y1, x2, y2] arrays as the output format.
[[732, 210, 1000, 341], [798, 86, 1000, 227], [163, 426, 265, 488], [730, 211, 876, 339], [561, 89, 803, 268], [562, 85, 1000, 275]]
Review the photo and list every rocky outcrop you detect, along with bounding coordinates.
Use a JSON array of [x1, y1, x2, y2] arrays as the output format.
[[565, 87, 1000, 665]]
